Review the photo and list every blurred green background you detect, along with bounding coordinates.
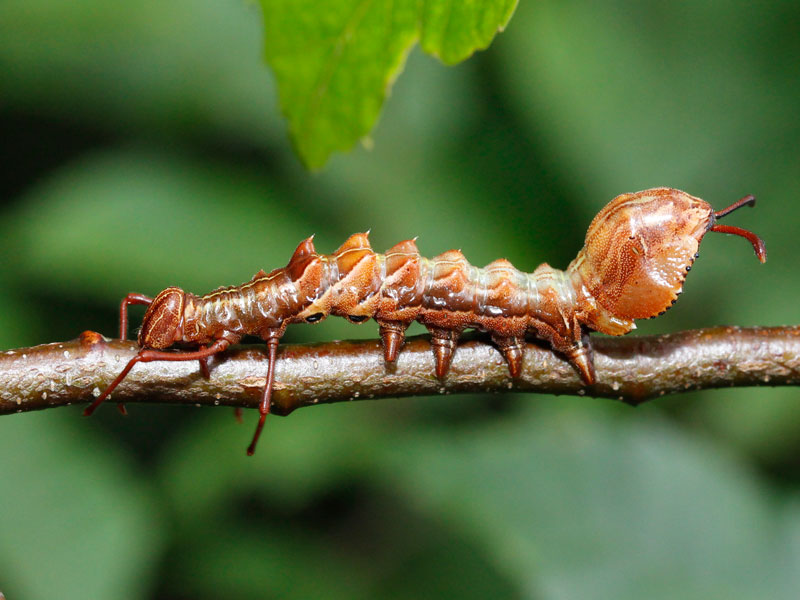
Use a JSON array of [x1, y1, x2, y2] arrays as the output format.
[[1, 1, 799, 598]]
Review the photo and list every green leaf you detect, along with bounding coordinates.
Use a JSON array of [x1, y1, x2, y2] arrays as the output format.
[[260, 0, 518, 168]]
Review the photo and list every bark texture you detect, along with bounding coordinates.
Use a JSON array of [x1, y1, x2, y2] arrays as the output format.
[[0, 327, 797, 417]]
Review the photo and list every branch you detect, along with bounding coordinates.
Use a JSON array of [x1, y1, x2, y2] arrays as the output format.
[[1, 327, 798, 417]]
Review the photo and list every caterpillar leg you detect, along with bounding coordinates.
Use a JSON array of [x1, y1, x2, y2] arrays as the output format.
[[84, 338, 232, 417], [378, 320, 409, 362], [565, 336, 596, 386], [119, 293, 153, 340], [117, 293, 154, 414], [246, 335, 280, 456], [491, 334, 525, 378], [428, 327, 461, 378], [199, 356, 211, 379]]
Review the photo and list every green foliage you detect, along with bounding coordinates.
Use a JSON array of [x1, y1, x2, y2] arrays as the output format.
[[261, 0, 517, 167], [0, 0, 799, 598], [0, 412, 160, 599], [387, 406, 800, 599]]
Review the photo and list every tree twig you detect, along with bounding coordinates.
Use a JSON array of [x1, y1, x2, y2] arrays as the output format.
[[1, 327, 798, 417]]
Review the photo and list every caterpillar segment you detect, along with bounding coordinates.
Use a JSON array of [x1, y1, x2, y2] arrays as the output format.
[[85, 188, 766, 455]]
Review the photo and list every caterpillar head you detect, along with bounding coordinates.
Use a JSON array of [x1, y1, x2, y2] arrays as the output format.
[[139, 287, 185, 348], [572, 188, 766, 325]]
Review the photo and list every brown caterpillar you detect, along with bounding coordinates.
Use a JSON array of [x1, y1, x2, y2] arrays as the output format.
[[85, 187, 766, 454]]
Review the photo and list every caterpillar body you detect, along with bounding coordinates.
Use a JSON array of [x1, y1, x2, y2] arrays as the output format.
[[85, 188, 766, 454]]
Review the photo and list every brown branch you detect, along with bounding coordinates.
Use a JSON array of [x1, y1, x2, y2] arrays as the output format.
[[1, 327, 799, 417]]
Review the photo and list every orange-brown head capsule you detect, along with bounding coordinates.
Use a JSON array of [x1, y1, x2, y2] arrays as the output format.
[[138, 287, 185, 349], [571, 188, 765, 329]]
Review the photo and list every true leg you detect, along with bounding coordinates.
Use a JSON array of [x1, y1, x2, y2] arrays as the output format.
[[246, 337, 280, 456], [199, 357, 211, 379], [119, 293, 153, 340], [116, 294, 154, 414], [84, 338, 231, 417]]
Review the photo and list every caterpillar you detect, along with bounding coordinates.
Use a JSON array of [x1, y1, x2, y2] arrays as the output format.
[[84, 187, 766, 455]]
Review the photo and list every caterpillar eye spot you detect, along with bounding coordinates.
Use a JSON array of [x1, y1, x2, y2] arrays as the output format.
[[347, 315, 369, 323], [305, 313, 324, 323], [685, 265, 691, 272]]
